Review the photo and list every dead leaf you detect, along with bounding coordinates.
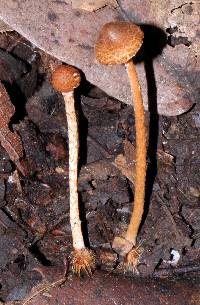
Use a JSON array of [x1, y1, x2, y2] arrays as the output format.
[[12, 169, 23, 193], [0, 81, 24, 173], [0, 19, 13, 32], [0, 0, 194, 116], [16, 198, 47, 237], [124, 139, 136, 164], [0, 49, 27, 84], [72, 0, 117, 11], [157, 149, 174, 165], [113, 140, 136, 184], [113, 154, 135, 184]]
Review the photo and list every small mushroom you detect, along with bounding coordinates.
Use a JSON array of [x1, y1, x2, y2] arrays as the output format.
[[95, 22, 147, 271], [51, 65, 95, 275]]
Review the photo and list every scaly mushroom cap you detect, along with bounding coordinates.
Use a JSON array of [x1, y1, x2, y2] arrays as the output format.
[[52, 65, 81, 93], [95, 22, 144, 65]]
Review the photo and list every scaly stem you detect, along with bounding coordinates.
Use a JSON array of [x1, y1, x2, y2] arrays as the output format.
[[125, 60, 147, 246], [63, 92, 85, 250]]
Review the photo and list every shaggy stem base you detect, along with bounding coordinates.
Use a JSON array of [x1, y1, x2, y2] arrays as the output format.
[[123, 245, 143, 273], [112, 235, 143, 273], [71, 248, 95, 276]]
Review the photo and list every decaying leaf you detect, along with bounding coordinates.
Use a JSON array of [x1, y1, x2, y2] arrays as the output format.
[[0, 81, 24, 173], [0, 0, 196, 116], [124, 138, 136, 164], [0, 49, 27, 84], [113, 140, 136, 184], [157, 149, 174, 165], [71, 0, 117, 11], [12, 169, 23, 193], [0, 19, 13, 32]]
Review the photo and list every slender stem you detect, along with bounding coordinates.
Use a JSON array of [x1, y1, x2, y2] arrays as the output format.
[[125, 60, 147, 246], [63, 91, 85, 250]]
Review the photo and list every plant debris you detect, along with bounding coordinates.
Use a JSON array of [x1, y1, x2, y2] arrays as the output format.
[[0, 20, 13, 33], [0, 0, 198, 115], [71, 0, 117, 11], [0, 3, 199, 304], [0, 82, 25, 174], [113, 140, 136, 184], [5, 271, 200, 305]]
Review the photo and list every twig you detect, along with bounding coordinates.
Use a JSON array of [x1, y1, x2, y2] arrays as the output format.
[[153, 265, 200, 278], [21, 277, 66, 305]]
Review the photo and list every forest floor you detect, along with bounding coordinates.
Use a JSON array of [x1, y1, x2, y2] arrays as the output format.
[[0, 31, 199, 303]]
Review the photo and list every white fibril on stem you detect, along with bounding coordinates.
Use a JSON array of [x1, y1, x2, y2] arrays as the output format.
[[63, 91, 85, 250]]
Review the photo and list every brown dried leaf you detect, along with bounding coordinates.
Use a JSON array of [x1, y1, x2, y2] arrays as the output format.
[[124, 139, 136, 164], [16, 199, 47, 236], [157, 149, 174, 165], [113, 140, 136, 184], [0, 81, 24, 171], [72, 0, 117, 11], [12, 169, 23, 193], [113, 154, 135, 184], [0, 0, 195, 116]]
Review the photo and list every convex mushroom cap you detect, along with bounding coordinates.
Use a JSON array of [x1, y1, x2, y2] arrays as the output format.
[[52, 65, 81, 93], [95, 21, 144, 65]]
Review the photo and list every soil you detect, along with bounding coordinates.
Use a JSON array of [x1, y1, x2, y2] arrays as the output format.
[[0, 31, 199, 303]]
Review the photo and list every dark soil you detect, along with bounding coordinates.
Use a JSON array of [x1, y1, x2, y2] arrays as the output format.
[[0, 31, 199, 302]]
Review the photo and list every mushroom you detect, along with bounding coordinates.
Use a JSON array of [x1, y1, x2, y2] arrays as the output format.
[[51, 65, 95, 275], [95, 21, 147, 271]]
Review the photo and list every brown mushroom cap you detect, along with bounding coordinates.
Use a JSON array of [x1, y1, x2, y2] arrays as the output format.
[[95, 22, 144, 65], [52, 65, 81, 93]]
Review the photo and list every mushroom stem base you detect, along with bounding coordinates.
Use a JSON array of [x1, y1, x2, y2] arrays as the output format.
[[112, 235, 143, 273], [123, 245, 143, 274], [71, 248, 95, 276]]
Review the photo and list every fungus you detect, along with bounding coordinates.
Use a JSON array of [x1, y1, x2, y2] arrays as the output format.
[[95, 21, 147, 271], [51, 65, 95, 275]]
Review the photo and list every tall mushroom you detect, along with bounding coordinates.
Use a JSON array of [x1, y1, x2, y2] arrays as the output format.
[[52, 65, 95, 275], [95, 22, 147, 271]]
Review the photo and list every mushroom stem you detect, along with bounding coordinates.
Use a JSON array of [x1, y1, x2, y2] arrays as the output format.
[[51, 65, 95, 275], [125, 59, 147, 246], [63, 91, 85, 250], [95, 21, 146, 271]]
